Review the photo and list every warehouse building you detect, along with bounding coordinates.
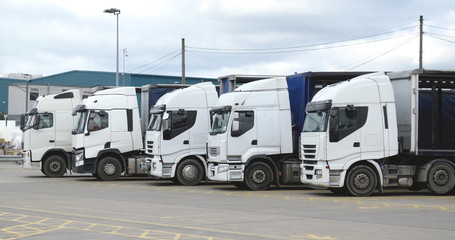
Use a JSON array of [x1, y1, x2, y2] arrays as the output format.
[[2, 70, 216, 120]]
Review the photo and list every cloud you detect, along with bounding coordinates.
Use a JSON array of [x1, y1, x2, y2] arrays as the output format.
[[1, 0, 455, 78]]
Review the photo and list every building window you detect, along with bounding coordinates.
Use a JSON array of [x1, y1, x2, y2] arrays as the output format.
[[30, 88, 39, 101]]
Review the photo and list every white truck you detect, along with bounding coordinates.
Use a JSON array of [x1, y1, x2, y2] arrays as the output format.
[[146, 82, 218, 185], [206, 72, 367, 190], [21, 90, 81, 177], [71, 87, 145, 180], [301, 69, 455, 196]]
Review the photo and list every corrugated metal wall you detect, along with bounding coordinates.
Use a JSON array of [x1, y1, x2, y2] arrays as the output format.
[[0, 78, 27, 114]]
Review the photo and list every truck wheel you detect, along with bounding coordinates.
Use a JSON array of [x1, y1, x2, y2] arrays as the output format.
[[175, 159, 204, 186], [245, 162, 273, 191], [97, 156, 122, 181], [427, 162, 455, 195], [346, 165, 376, 196], [42, 155, 66, 177]]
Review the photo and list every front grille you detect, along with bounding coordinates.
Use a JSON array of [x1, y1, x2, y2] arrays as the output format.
[[302, 144, 317, 159], [146, 141, 154, 154], [209, 147, 219, 157]]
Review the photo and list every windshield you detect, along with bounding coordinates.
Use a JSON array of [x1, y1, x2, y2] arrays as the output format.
[[148, 113, 162, 131], [303, 111, 328, 132], [210, 110, 231, 135], [73, 111, 88, 134]]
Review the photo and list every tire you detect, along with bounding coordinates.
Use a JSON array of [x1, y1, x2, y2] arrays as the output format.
[[244, 162, 273, 191], [175, 159, 204, 186], [345, 165, 377, 196], [42, 155, 66, 177], [96, 156, 122, 181], [427, 162, 455, 195]]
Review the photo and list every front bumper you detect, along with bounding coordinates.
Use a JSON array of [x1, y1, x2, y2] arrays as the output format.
[[71, 148, 95, 174], [148, 156, 174, 178], [301, 161, 343, 188], [22, 150, 40, 169], [208, 163, 244, 182]]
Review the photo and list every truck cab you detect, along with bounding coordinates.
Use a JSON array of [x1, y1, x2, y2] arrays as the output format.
[[146, 82, 218, 185], [207, 77, 299, 190], [21, 90, 81, 177], [71, 87, 144, 180]]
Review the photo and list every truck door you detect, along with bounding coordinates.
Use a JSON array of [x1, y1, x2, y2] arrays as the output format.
[[161, 110, 194, 158], [30, 113, 56, 161], [83, 111, 111, 157], [327, 106, 367, 161], [227, 111, 257, 157]]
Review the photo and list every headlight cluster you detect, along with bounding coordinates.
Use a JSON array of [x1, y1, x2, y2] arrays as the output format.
[[218, 165, 229, 174]]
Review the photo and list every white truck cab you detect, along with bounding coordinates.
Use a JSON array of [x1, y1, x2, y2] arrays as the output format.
[[71, 87, 144, 180], [146, 82, 218, 185], [21, 89, 81, 177]]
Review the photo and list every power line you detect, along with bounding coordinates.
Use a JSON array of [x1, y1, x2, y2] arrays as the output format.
[[136, 52, 181, 74], [127, 49, 181, 73], [187, 32, 417, 55], [187, 26, 417, 54], [425, 24, 455, 32], [346, 34, 419, 70], [426, 33, 455, 44]]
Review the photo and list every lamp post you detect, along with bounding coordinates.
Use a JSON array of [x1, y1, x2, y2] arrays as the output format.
[[103, 8, 121, 86]]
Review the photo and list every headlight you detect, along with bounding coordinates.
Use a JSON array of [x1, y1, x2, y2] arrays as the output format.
[[218, 165, 229, 174], [75, 152, 84, 161], [315, 169, 323, 179]]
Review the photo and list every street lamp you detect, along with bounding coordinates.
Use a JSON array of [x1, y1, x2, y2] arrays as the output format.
[[103, 8, 121, 86]]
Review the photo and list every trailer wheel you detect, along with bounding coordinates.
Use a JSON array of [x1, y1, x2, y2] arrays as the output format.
[[175, 159, 204, 186], [346, 165, 376, 196], [427, 162, 455, 195], [42, 155, 66, 177], [97, 156, 122, 181], [245, 162, 273, 191]]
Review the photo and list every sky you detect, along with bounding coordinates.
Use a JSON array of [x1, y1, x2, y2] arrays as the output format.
[[1, 0, 455, 79]]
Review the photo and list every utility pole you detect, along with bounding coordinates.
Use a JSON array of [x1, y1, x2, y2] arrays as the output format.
[[419, 15, 423, 70], [182, 38, 186, 84]]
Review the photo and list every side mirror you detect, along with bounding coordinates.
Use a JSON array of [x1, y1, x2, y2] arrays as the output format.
[[98, 110, 107, 117], [20, 114, 25, 131], [231, 120, 241, 137], [32, 115, 41, 130], [89, 112, 97, 120], [163, 112, 169, 120], [329, 116, 338, 142]]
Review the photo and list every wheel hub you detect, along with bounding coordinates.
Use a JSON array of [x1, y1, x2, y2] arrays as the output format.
[[104, 163, 116, 176], [182, 165, 198, 180], [353, 173, 370, 190], [49, 161, 61, 173], [433, 169, 449, 186], [252, 170, 266, 184]]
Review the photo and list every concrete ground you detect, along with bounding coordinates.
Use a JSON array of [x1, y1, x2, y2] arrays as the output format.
[[0, 161, 454, 240]]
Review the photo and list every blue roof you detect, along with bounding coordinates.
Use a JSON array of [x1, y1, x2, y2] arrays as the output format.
[[1, 70, 217, 114], [30, 70, 217, 87]]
